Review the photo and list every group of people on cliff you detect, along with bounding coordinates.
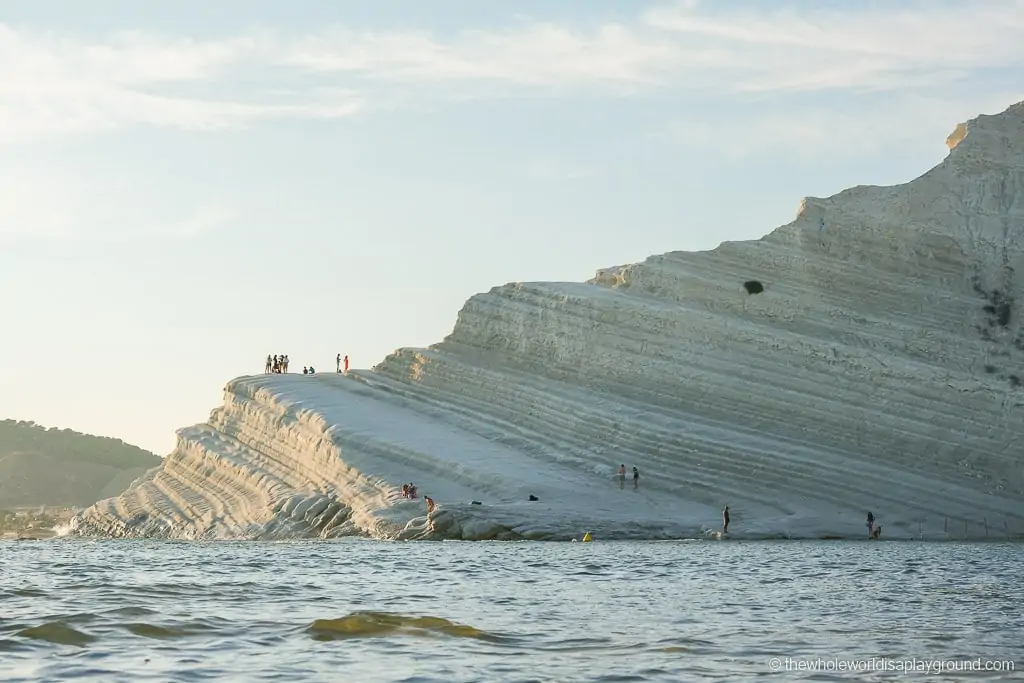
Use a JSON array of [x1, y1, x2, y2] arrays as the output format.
[[262, 353, 350, 375], [265, 354, 290, 374], [400, 484, 438, 520]]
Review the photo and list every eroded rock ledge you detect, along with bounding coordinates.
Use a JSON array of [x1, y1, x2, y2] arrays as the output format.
[[72, 101, 1024, 541]]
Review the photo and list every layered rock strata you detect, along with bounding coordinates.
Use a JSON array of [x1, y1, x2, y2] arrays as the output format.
[[73, 101, 1024, 541]]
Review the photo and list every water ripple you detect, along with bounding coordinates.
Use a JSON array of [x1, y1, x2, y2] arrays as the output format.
[[0, 539, 1021, 682]]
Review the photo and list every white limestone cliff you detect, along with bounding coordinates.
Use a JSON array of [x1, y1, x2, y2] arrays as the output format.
[[72, 101, 1024, 541]]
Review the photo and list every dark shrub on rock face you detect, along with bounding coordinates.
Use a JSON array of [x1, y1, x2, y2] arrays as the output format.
[[982, 288, 1012, 327], [743, 280, 764, 295], [997, 302, 1012, 327]]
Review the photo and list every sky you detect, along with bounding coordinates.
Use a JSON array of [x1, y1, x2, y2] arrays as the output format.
[[1, 0, 1022, 456]]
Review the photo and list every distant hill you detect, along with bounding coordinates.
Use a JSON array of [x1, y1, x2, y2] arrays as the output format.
[[0, 420, 161, 508]]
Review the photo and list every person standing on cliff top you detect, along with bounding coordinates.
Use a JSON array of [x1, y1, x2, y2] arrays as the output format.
[[618, 464, 626, 489], [265, 355, 272, 374], [344, 355, 349, 373], [336, 353, 342, 372], [723, 506, 730, 534]]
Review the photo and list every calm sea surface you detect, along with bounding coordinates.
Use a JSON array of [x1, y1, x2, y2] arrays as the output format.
[[1, 539, 1021, 682]]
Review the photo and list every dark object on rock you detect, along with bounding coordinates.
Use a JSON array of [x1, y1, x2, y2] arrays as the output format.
[[471, 500, 482, 505], [997, 303, 1012, 327], [528, 494, 539, 501], [981, 288, 1013, 328], [743, 280, 764, 295]]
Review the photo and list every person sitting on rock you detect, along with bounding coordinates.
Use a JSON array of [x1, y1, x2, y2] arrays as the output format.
[[870, 525, 882, 540], [401, 484, 409, 498], [303, 367, 309, 375], [308, 365, 315, 375], [408, 484, 417, 499]]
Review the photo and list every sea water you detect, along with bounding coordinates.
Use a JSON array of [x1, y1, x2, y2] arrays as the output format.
[[1, 539, 1021, 682]]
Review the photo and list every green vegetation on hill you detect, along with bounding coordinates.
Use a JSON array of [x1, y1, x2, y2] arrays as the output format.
[[0, 419, 162, 508]]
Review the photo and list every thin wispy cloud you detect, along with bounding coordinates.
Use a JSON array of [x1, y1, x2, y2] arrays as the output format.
[[655, 91, 1024, 161], [0, 0, 1020, 241], [152, 205, 238, 239], [0, 1, 1021, 144], [284, 24, 684, 89], [0, 166, 236, 241], [642, 0, 1024, 92], [0, 23, 363, 144]]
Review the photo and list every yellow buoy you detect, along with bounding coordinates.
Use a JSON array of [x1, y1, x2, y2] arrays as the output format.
[[582, 532, 592, 542]]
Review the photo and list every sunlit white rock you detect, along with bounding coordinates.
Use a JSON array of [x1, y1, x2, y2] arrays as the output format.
[[73, 101, 1024, 541]]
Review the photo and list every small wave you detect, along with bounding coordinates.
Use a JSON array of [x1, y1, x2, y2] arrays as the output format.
[[531, 637, 621, 653], [53, 521, 74, 537], [306, 611, 504, 642], [16, 621, 96, 646], [3, 588, 47, 598], [124, 622, 194, 639], [102, 606, 158, 617], [0, 638, 34, 652], [653, 636, 718, 655]]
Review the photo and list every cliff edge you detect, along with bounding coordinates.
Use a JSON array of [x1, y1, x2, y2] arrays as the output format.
[[72, 101, 1024, 541]]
